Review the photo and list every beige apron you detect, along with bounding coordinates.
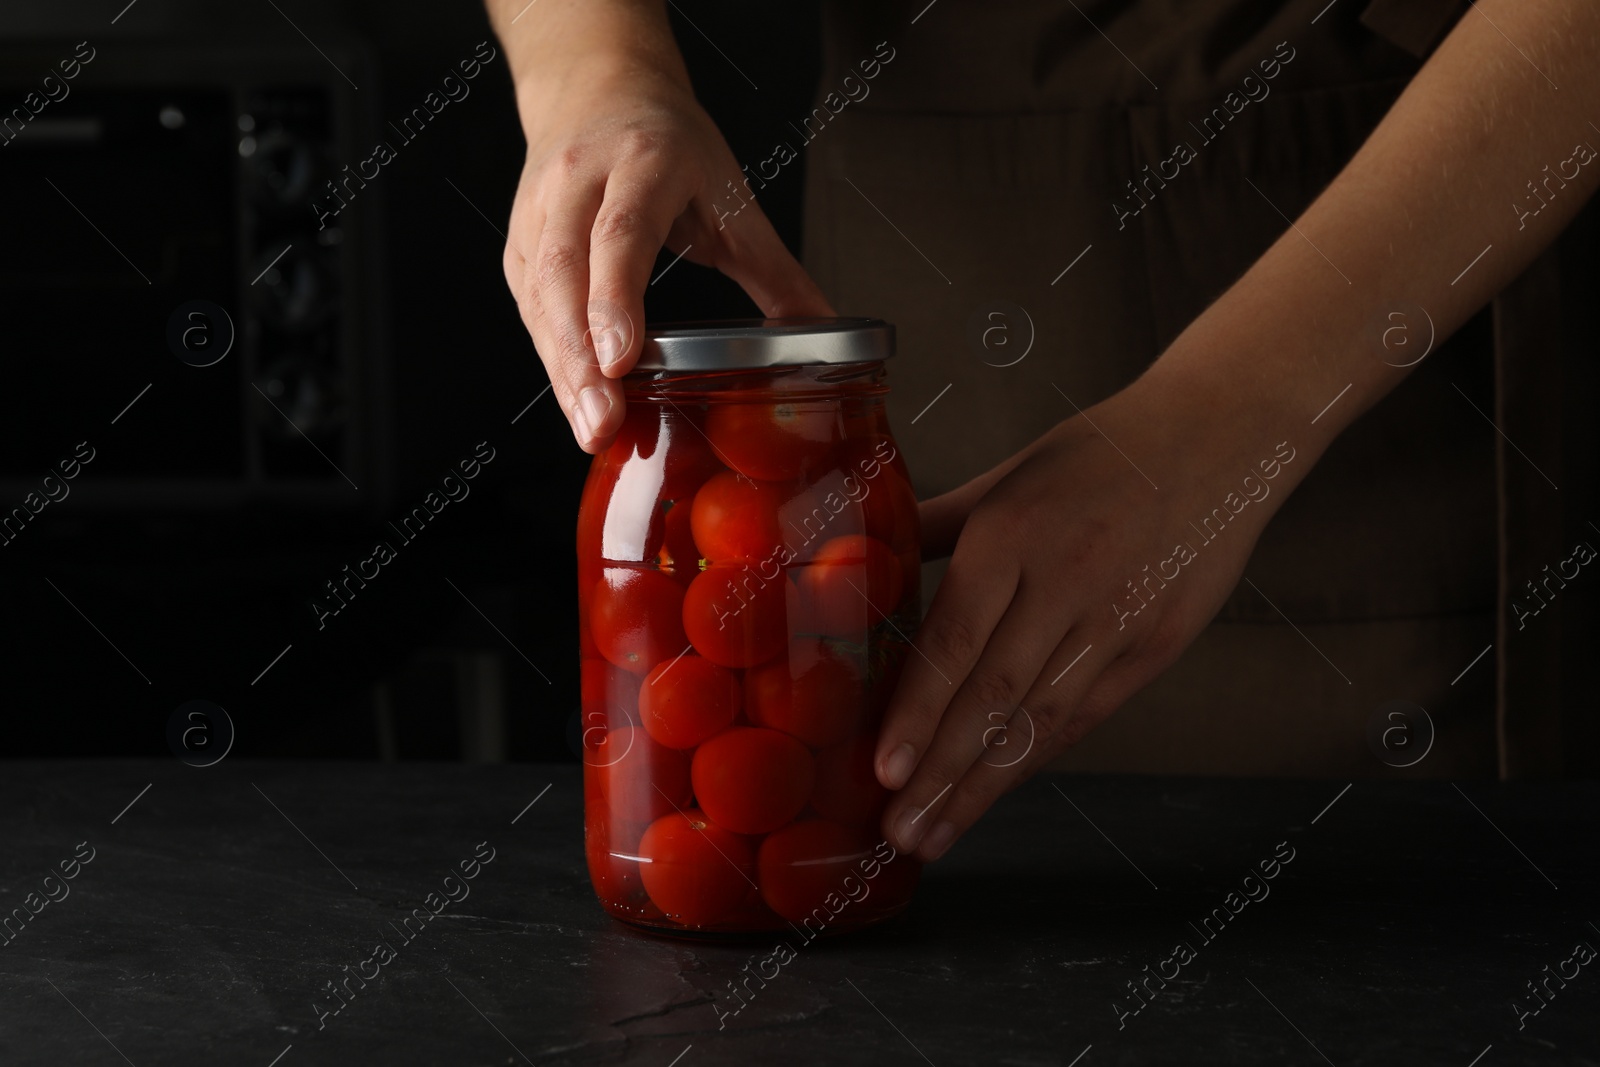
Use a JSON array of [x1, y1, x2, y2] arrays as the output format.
[[803, 0, 1599, 778]]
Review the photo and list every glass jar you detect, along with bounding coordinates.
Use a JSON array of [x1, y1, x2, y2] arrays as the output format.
[[576, 318, 922, 938]]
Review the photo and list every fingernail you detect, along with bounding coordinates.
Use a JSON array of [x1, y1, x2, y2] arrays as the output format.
[[575, 386, 612, 444], [592, 326, 621, 370], [894, 804, 929, 852], [883, 743, 916, 790], [920, 821, 958, 861]]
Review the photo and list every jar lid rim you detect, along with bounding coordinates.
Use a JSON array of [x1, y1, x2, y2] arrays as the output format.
[[634, 317, 894, 372]]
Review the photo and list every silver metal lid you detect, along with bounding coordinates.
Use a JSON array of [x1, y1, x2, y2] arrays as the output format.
[[634, 317, 894, 372]]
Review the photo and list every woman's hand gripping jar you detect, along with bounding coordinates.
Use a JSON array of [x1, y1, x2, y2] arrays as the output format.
[[576, 318, 922, 937]]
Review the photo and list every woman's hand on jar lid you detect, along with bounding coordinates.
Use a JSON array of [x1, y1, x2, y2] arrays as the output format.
[[499, 62, 832, 453]]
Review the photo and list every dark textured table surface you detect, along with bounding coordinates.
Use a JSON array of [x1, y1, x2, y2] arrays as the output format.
[[1, 762, 1596, 1066]]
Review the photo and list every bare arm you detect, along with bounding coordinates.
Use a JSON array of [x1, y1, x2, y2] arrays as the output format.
[[1144, 0, 1600, 487], [887, 0, 1600, 861]]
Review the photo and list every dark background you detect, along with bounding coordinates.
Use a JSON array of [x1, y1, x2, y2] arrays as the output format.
[[0, 0, 821, 760]]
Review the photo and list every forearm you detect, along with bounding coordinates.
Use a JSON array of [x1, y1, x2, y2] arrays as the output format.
[[1138, 0, 1600, 499], [484, 0, 688, 123]]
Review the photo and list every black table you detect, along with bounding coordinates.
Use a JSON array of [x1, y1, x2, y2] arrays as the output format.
[[2, 762, 1595, 1065]]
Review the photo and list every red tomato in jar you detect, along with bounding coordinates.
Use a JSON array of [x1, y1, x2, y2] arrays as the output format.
[[705, 401, 838, 482], [604, 405, 660, 467], [842, 438, 918, 547], [691, 727, 815, 835], [662, 450, 723, 508], [810, 732, 891, 825], [682, 563, 788, 668], [609, 402, 723, 489], [656, 498, 702, 585], [778, 480, 873, 565], [591, 567, 689, 675], [756, 818, 875, 924], [655, 417, 724, 543], [639, 654, 740, 749], [786, 468, 869, 552], [745, 638, 868, 748], [638, 808, 755, 927], [592, 725, 693, 826], [689, 470, 794, 565], [793, 534, 904, 638], [599, 408, 722, 565]]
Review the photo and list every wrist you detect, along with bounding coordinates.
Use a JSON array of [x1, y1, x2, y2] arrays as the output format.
[[499, 3, 689, 126], [1109, 346, 1317, 535], [515, 58, 688, 130], [1130, 252, 1380, 487]]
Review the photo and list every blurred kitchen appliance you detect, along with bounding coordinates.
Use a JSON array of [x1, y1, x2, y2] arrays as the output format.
[[0, 38, 390, 511]]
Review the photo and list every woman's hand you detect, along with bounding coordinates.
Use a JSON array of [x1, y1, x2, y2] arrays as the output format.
[[501, 54, 832, 452], [876, 379, 1296, 861]]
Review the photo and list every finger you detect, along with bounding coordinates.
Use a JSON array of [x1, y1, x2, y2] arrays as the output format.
[[1014, 648, 1152, 785], [874, 530, 1018, 795], [587, 162, 696, 379], [519, 183, 619, 452], [880, 584, 1071, 853], [706, 196, 835, 317], [910, 640, 1132, 862]]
